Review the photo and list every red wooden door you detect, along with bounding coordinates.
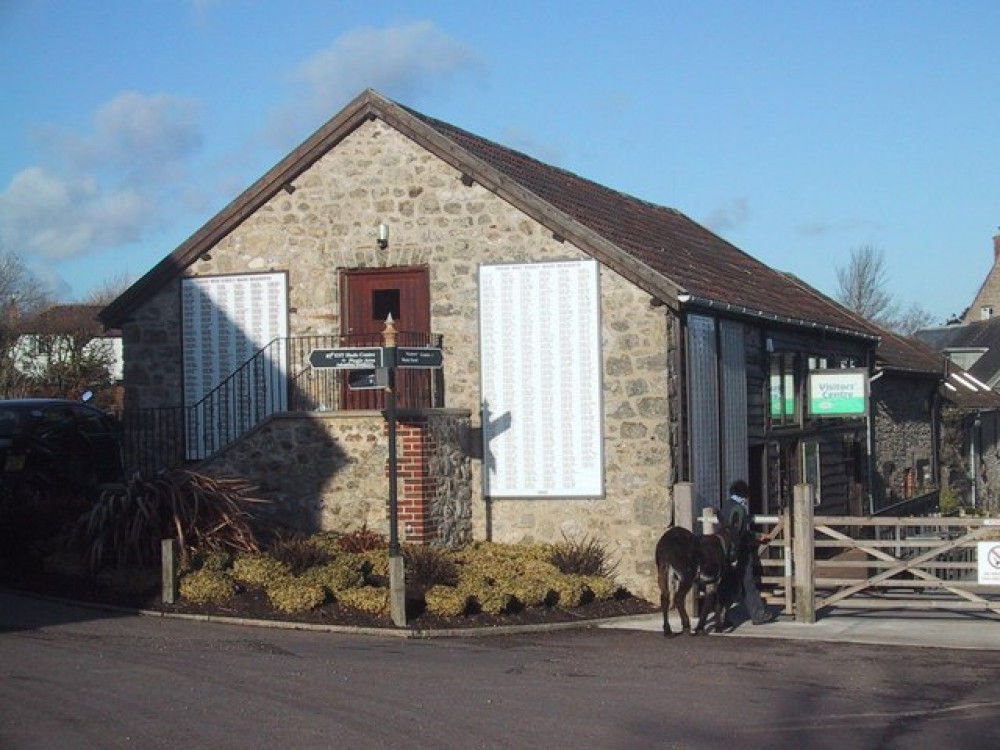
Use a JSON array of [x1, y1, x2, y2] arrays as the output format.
[[341, 268, 432, 409]]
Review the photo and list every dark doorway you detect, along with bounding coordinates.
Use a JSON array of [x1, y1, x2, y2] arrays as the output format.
[[341, 267, 432, 409]]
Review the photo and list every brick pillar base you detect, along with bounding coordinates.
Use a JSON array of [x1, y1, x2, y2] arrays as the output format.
[[385, 416, 438, 544]]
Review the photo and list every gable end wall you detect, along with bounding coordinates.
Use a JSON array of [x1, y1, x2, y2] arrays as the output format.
[[121, 119, 673, 600]]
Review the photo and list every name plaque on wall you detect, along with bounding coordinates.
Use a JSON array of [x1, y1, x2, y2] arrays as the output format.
[[478, 259, 604, 498], [181, 272, 289, 458]]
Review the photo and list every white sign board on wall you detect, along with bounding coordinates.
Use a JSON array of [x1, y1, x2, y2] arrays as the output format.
[[478, 259, 604, 497], [181, 273, 289, 458]]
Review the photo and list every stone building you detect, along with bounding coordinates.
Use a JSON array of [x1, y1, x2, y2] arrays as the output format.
[[101, 90, 896, 598], [961, 232, 1000, 324]]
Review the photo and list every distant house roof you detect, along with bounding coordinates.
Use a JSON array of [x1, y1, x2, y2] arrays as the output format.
[[940, 367, 1000, 410], [100, 90, 878, 343], [21, 304, 121, 338], [914, 318, 1000, 386]]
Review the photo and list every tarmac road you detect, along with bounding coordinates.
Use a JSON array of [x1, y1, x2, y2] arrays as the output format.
[[2, 592, 999, 749]]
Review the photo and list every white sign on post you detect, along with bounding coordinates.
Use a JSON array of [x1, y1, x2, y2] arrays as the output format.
[[977, 541, 1000, 585], [478, 259, 604, 498]]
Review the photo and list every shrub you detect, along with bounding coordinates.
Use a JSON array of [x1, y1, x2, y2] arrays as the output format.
[[266, 577, 327, 614], [338, 524, 387, 553], [337, 586, 390, 616], [424, 585, 471, 618], [300, 558, 366, 595], [404, 544, 459, 588], [41, 550, 89, 579], [180, 568, 236, 604], [70, 470, 269, 571], [360, 549, 390, 580], [549, 534, 617, 578], [96, 567, 160, 596], [305, 531, 345, 558], [232, 554, 292, 589], [267, 531, 334, 574], [473, 587, 515, 616], [198, 549, 234, 573], [509, 576, 557, 608], [582, 575, 621, 602], [939, 486, 961, 516], [551, 574, 588, 608]]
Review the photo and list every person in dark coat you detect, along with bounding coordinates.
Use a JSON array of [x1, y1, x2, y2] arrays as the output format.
[[724, 479, 776, 625]]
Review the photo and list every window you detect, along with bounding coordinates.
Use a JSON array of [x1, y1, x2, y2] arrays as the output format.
[[769, 354, 797, 425], [802, 441, 821, 505], [373, 289, 401, 322]]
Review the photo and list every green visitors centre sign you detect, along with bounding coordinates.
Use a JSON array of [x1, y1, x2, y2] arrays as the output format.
[[807, 369, 868, 417]]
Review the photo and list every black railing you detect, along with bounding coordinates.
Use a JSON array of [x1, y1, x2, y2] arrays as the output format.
[[121, 332, 444, 476]]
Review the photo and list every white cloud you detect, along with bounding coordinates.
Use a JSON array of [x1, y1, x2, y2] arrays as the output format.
[[42, 92, 202, 183], [797, 217, 883, 237], [268, 21, 483, 146], [0, 92, 202, 263], [704, 197, 749, 234], [0, 167, 153, 260]]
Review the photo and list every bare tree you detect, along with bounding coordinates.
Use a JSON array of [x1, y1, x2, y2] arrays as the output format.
[[836, 244, 896, 323], [835, 244, 936, 335], [85, 272, 134, 305], [0, 251, 54, 397], [0, 252, 52, 316]]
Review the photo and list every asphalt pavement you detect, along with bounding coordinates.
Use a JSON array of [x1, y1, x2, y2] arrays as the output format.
[[4, 588, 998, 649], [601, 607, 1000, 650]]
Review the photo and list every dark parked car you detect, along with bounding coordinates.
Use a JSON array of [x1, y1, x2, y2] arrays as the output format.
[[0, 398, 124, 493]]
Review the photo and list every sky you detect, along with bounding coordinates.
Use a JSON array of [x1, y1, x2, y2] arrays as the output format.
[[1, 0, 998, 324]]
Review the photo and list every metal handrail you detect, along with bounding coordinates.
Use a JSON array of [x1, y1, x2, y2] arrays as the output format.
[[122, 332, 443, 475]]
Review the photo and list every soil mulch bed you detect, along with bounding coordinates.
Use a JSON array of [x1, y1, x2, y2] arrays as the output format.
[[3, 567, 659, 632]]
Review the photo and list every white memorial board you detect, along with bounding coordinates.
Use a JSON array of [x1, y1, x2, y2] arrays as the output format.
[[182, 273, 289, 458], [479, 259, 603, 497]]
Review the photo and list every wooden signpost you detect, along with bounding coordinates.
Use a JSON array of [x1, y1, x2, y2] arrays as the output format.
[[309, 318, 444, 626]]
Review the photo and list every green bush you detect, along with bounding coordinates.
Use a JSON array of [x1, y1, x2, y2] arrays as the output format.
[[360, 549, 390, 579], [305, 531, 345, 558], [232, 554, 292, 589], [180, 568, 236, 604], [582, 575, 621, 602], [424, 585, 471, 617], [337, 586, 390, 616], [939, 486, 961, 516], [266, 577, 327, 614], [473, 587, 515, 616], [300, 558, 366, 595], [551, 574, 588, 608]]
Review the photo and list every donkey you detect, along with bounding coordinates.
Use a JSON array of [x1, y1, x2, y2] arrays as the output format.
[[693, 524, 739, 634], [654, 525, 738, 637]]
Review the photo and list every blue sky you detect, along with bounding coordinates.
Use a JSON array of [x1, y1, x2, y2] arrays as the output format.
[[1, 0, 998, 324]]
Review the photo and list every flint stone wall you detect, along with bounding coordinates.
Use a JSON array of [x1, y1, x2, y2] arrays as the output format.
[[121, 118, 672, 600]]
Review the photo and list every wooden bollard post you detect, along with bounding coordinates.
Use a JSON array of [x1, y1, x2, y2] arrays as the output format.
[[161, 538, 178, 604], [672, 483, 697, 626], [792, 484, 815, 623], [673, 482, 694, 531]]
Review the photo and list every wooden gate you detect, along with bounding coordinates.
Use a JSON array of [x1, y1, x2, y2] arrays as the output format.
[[747, 486, 1000, 622]]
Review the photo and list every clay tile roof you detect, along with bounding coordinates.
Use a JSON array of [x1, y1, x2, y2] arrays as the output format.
[[406, 109, 875, 339], [98, 88, 877, 342]]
